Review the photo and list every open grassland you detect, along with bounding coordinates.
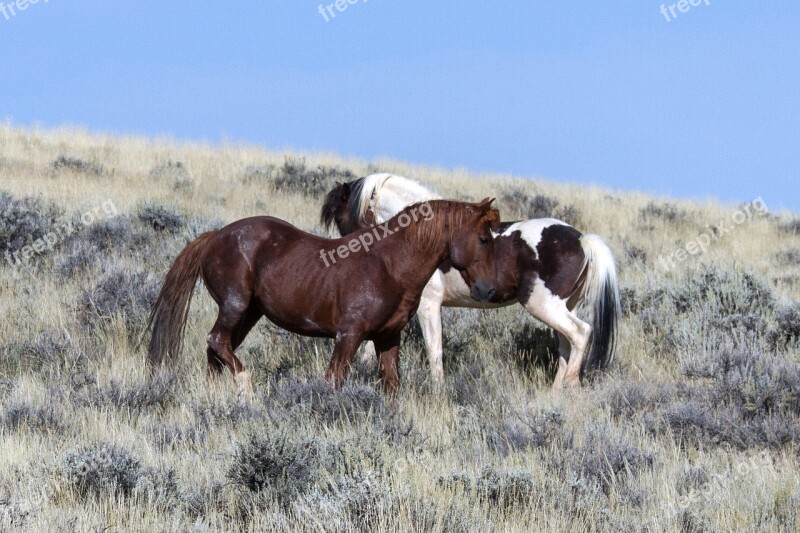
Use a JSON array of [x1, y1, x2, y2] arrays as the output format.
[[0, 125, 799, 531]]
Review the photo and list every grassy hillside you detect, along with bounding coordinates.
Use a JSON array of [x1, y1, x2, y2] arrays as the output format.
[[0, 124, 798, 531]]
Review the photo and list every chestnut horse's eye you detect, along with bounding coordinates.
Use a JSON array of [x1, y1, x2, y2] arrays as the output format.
[[479, 236, 490, 245]]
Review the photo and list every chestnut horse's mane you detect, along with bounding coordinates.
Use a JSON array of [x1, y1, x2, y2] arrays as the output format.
[[393, 199, 499, 256]]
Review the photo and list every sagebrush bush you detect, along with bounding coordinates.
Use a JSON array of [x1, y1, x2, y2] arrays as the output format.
[[775, 248, 800, 265], [781, 218, 800, 235], [61, 442, 142, 498], [567, 428, 654, 494], [51, 155, 105, 176], [148, 160, 191, 183], [78, 265, 160, 337], [147, 420, 206, 450], [624, 241, 648, 264], [241, 164, 275, 184], [227, 432, 318, 507], [486, 408, 569, 455], [676, 465, 710, 496], [440, 466, 535, 510], [70, 372, 176, 414], [301, 471, 471, 532], [297, 472, 384, 529], [639, 201, 689, 224], [600, 346, 800, 451], [770, 304, 800, 346], [4, 401, 65, 433], [499, 186, 583, 226], [0, 190, 63, 253], [57, 239, 101, 276], [61, 441, 176, 503], [273, 157, 356, 198], [136, 202, 186, 233], [2, 329, 75, 373], [267, 377, 384, 424], [194, 398, 266, 427]]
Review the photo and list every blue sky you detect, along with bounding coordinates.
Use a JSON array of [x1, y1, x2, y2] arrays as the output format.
[[1, 1, 798, 211]]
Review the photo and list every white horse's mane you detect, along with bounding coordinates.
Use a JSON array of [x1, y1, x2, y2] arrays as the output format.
[[355, 173, 441, 225]]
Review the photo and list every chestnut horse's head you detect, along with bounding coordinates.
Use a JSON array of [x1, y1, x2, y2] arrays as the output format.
[[406, 198, 501, 302], [445, 198, 501, 301], [323, 185, 501, 302]]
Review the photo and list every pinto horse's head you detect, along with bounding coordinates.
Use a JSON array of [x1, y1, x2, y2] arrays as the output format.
[[321, 181, 354, 235], [445, 198, 501, 302], [320, 179, 375, 236]]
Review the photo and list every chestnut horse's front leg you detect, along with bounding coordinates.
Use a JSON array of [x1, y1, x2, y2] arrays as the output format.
[[325, 331, 365, 388], [375, 333, 402, 394]]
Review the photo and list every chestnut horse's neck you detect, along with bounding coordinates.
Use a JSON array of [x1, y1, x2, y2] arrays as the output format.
[[357, 200, 467, 288]]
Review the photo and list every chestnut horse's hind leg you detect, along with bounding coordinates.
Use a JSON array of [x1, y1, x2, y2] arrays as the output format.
[[207, 304, 262, 396], [207, 346, 225, 375], [375, 333, 402, 394]]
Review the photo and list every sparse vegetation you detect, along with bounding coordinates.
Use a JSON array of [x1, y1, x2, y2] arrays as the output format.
[[0, 190, 63, 253], [0, 125, 798, 530], [500, 186, 583, 226], [52, 155, 105, 177], [273, 157, 357, 198], [136, 202, 186, 233]]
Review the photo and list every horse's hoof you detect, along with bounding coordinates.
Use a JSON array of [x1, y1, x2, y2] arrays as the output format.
[[234, 371, 253, 399]]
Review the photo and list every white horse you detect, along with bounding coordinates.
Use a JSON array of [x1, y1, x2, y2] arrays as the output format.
[[321, 174, 621, 388]]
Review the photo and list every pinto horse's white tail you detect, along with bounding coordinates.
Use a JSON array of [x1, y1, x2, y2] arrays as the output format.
[[578, 234, 621, 373]]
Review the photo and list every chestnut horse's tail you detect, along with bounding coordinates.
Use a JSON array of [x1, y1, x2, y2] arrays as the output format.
[[146, 231, 215, 367]]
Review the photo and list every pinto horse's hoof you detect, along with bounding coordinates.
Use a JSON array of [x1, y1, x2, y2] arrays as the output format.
[[234, 371, 253, 400]]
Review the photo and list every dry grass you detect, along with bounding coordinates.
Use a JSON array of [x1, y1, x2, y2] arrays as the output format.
[[0, 124, 798, 531]]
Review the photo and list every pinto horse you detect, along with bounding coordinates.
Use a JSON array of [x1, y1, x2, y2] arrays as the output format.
[[146, 199, 500, 394], [321, 174, 621, 389]]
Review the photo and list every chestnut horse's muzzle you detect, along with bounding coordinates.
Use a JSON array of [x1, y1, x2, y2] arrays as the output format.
[[471, 279, 496, 302]]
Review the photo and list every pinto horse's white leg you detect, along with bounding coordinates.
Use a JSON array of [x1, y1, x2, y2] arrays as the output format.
[[553, 333, 570, 388], [522, 280, 591, 389], [418, 272, 446, 383], [358, 341, 378, 369], [418, 297, 444, 383]]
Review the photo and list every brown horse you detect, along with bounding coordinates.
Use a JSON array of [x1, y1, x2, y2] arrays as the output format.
[[146, 199, 500, 394]]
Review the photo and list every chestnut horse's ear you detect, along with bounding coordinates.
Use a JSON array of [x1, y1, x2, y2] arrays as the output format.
[[340, 182, 351, 204], [484, 207, 501, 230], [475, 198, 500, 229], [477, 197, 496, 210]]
